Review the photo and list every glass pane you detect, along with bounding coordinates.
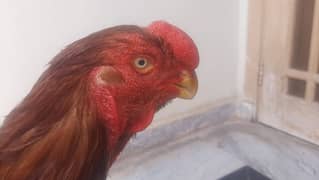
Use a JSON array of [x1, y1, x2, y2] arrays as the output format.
[[315, 84, 319, 103], [287, 77, 306, 98], [290, 0, 315, 71]]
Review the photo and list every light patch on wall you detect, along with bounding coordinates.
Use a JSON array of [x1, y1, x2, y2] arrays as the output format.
[[237, 0, 248, 96]]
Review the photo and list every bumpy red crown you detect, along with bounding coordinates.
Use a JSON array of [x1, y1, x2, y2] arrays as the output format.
[[147, 21, 199, 70]]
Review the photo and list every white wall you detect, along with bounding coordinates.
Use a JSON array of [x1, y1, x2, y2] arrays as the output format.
[[0, 0, 240, 125]]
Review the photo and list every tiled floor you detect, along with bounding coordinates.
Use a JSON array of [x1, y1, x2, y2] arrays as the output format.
[[108, 114, 319, 180]]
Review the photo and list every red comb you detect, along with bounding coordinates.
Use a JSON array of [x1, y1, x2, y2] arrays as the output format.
[[146, 21, 199, 69]]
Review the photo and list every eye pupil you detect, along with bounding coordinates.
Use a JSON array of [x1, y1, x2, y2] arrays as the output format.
[[134, 57, 151, 70], [138, 59, 146, 66]]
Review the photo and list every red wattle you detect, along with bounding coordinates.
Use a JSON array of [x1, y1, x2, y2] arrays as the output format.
[[129, 108, 155, 133]]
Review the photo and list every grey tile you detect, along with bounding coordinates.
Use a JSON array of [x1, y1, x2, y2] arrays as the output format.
[[108, 108, 319, 180]]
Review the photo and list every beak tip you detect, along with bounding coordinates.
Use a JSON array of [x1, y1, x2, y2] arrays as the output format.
[[175, 71, 198, 100], [177, 88, 197, 99]]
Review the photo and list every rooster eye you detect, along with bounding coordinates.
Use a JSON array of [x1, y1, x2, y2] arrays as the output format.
[[133, 57, 154, 74], [134, 58, 148, 68]]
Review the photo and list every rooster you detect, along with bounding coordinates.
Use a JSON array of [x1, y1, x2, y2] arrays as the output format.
[[0, 21, 199, 180]]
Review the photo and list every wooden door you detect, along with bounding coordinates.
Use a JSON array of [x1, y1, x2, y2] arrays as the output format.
[[256, 0, 319, 144]]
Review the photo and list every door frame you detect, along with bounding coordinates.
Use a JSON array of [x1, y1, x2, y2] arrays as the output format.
[[245, 0, 319, 144]]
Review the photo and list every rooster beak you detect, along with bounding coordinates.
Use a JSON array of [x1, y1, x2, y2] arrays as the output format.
[[175, 71, 198, 99]]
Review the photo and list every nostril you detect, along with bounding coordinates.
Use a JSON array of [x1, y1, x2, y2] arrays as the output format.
[[180, 70, 190, 78]]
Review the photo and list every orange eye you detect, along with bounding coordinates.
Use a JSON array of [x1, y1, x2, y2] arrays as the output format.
[[133, 57, 153, 73]]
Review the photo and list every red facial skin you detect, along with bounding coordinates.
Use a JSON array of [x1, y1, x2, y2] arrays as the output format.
[[90, 21, 199, 153]]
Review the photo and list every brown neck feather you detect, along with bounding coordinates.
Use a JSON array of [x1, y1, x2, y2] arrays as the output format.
[[0, 25, 150, 180], [0, 70, 112, 180], [0, 43, 111, 180]]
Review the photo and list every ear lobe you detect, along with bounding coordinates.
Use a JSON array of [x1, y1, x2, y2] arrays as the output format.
[[95, 66, 124, 85]]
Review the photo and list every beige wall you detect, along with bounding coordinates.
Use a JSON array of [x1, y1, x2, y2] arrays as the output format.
[[0, 0, 243, 125]]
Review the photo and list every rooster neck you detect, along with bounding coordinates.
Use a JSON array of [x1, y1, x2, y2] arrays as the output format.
[[0, 79, 114, 180], [0, 105, 112, 180]]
